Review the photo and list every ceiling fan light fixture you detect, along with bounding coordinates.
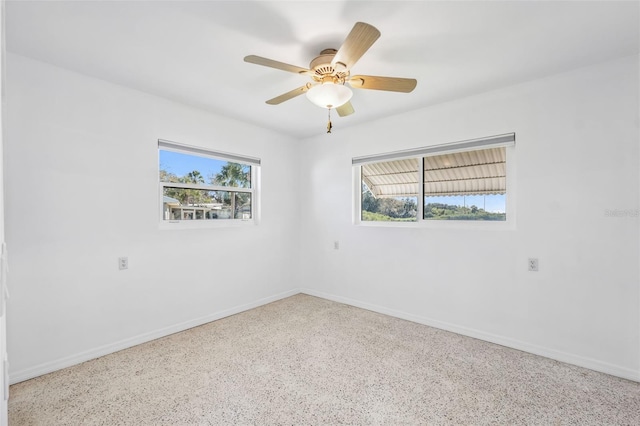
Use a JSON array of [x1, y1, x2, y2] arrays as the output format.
[[306, 82, 353, 109]]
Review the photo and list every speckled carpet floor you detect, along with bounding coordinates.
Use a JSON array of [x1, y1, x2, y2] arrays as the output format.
[[9, 294, 640, 425]]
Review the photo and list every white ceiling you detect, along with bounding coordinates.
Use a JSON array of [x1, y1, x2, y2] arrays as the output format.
[[6, 1, 639, 139]]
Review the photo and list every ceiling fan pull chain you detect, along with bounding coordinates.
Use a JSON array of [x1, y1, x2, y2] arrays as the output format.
[[327, 108, 333, 133]]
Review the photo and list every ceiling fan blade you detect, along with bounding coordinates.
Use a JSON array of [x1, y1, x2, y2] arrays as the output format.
[[331, 22, 381, 70], [349, 75, 417, 93], [244, 55, 312, 75], [336, 101, 355, 117], [266, 85, 310, 105]]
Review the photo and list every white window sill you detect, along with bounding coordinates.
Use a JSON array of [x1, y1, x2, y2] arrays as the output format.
[[355, 219, 515, 231], [159, 219, 256, 230]]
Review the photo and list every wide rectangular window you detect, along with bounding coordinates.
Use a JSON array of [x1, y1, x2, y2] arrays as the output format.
[[355, 133, 514, 223], [158, 140, 259, 223]]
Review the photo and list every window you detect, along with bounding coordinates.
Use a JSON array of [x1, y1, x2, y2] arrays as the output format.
[[158, 140, 259, 224], [354, 133, 514, 223], [361, 158, 419, 222]]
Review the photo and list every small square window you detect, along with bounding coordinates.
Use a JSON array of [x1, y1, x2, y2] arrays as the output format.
[[158, 141, 259, 224]]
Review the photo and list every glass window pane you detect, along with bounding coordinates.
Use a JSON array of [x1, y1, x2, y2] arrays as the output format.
[[362, 183, 417, 222], [159, 150, 251, 188], [163, 187, 251, 220], [424, 194, 506, 221], [360, 158, 419, 222], [423, 147, 506, 221]]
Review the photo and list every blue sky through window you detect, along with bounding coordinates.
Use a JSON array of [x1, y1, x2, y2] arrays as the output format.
[[159, 150, 228, 180]]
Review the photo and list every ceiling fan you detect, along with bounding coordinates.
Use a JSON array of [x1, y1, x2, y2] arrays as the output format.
[[244, 22, 417, 132]]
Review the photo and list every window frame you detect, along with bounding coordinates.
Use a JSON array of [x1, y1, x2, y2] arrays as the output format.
[[353, 133, 515, 229], [158, 139, 260, 229]]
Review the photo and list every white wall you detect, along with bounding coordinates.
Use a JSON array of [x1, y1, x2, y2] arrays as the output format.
[[0, 2, 8, 423], [298, 55, 640, 381], [5, 53, 301, 383], [5, 51, 639, 384]]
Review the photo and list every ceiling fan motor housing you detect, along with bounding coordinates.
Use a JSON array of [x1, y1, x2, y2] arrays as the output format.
[[310, 49, 349, 83]]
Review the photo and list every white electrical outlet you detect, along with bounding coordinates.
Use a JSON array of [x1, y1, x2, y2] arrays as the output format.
[[119, 257, 128, 270], [528, 258, 539, 272]]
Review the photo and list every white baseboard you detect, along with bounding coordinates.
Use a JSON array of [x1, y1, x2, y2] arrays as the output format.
[[10, 289, 299, 385], [300, 288, 640, 383], [12, 288, 639, 384]]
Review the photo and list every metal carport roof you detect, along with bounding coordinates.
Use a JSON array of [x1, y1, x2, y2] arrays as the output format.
[[362, 147, 506, 198]]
